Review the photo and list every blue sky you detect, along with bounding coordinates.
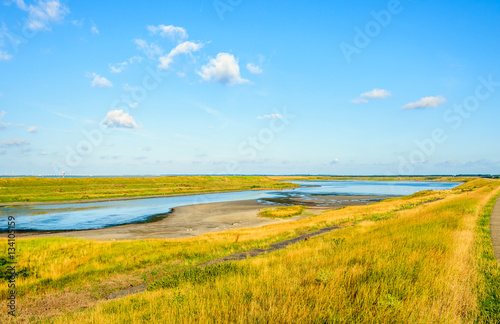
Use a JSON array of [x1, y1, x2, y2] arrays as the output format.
[[0, 0, 499, 175]]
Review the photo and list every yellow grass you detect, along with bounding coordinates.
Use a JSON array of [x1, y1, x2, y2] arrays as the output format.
[[0, 176, 297, 203], [1, 179, 499, 323], [259, 205, 305, 219]]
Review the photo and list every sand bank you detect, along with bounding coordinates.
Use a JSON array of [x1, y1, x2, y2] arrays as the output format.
[[18, 195, 392, 241]]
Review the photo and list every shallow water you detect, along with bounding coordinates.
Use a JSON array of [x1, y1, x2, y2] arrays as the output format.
[[0, 180, 460, 231]]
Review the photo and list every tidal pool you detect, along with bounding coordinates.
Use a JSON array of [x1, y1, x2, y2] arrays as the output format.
[[0, 180, 460, 231]]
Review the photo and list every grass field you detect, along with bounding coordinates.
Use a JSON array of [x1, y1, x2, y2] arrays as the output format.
[[1, 178, 500, 323], [0, 176, 297, 203], [259, 205, 306, 219], [269, 175, 471, 182]]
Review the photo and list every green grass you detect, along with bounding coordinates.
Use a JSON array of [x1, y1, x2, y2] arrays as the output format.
[[0, 176, 297, 203], [259, 205, 306, 219], [148, 262, 247, 291], [1, 178, 499, 323], [475, 191, 500, 323], [270, 175, 471, 182], [42, 180, 500, 323]]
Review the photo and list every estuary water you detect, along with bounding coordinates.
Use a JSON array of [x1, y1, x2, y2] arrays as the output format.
[[0, 180, 460, 231]]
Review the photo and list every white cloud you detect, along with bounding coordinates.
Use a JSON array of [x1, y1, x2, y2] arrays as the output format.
[[19, 0, 70, 31], [147, 25, 187, 40], [87, 73, 113, 88], [90, 19, 99, 35], [247, 63, 263, 74], [12, 0, 27, 10], [27, 126, 39, 133], [402, 95, 447, 110], [257, 113, 282, 119], [123, 83, 137, 92], [128, 56, 143, 64], [0, 24, 21, 59], [109, 56, 143, 73], [198, 53, 249, 86], [351, 88, 391, 103], [109, 62, 127, 73], [158, 41, 204, 70], [134, 39, 163, 58], [71, 18, 84, 27], [361, 88, 391, 99], [169, 41, 204, 57], [323, 158, 340, 166], [103, 110, 137, 128], [0, 111, 26, 129], [0, 50, 12, 61], [350, 98, 368, 104], [0, 138, 29, 147], [0, 111, 6, 129]]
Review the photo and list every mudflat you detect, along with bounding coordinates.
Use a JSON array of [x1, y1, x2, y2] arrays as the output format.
[[17, 195, 391, 241]]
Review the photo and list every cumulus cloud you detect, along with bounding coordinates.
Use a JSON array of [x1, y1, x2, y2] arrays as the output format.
[[147, 24, 187, 40], [14, 0, 70, 31], [0, 138, 29, 147], [257, 113, 282, 119], [90, 19, 99, 35], [87, 72, 113, 87], [402, 95, 446, 110], [158, 41, 204, 70], [134, 39, 163, 58], [362, 88, 391, 99], [247, 63, 263, 74], [27, 126, 39, 133], [198, 53, 248, 86], [0, 50, 12, 61], [351, 88, 391, 103], [102, 110, 137, 128]]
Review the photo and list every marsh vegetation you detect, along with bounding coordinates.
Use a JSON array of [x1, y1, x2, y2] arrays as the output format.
[[0, 178, 499, 323]]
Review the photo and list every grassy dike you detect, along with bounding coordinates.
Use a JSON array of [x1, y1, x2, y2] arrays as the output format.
[[0, 176, 297, 204], [1, 178, 499, 323]]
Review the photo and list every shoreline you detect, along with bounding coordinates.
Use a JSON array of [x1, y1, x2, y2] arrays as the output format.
[[0, 187, 294, 207], [16, 195, 392, 240], [0, 178, 466, 207]]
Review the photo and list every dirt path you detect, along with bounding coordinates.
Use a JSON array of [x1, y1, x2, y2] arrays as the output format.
[[490, 194, 500, 264], [106, 223, 351, 300]]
